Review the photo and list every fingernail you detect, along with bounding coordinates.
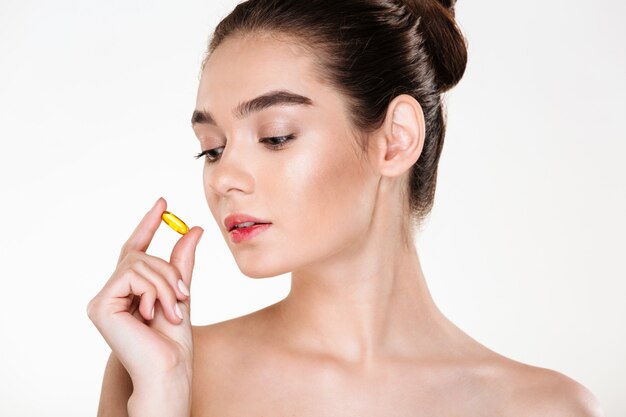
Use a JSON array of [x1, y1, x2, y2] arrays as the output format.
[[178, 279, 190, 296], [153, 197, 162, 209], [175, 302, 184, 320]]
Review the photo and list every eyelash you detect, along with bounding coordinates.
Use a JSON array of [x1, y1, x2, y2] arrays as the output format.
[[194, 134, 296, 164]]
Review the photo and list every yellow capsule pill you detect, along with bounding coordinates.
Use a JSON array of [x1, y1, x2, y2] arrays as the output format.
[[161, 211, 189, 235]]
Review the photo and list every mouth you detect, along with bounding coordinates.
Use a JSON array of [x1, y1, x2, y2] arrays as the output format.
[[224, 213, 272, 232], [228, 222, 272, 243], [228, 221, 271, 232]]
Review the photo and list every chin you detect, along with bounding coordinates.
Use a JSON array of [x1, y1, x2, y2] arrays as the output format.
[[234, 258, 291, 279]]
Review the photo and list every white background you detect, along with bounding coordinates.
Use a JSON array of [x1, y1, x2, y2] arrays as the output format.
[[0, 0, 624, 415]]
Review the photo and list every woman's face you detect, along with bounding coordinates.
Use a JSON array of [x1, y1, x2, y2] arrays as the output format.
[[193, 33, 379, 278]]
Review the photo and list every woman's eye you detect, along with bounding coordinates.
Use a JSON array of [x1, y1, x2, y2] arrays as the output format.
[[194, 147, 223, 163], [194, 133, 296, 164], [260, 133, 296, 148]]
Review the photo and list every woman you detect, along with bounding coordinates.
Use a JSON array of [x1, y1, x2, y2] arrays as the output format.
[[87, 0, 604, 415]]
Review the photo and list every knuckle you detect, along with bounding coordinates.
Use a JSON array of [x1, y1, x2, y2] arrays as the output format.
[[126, 248, 141, 260], [158, 284, 176, 301], [124, 269, 146, 294], [119, 243, 130, 258], [117, 249, 135, 266], [86, 298, 98, 320], [126, 259, 147, 275], [134, 259, 148, 269], [146, 281, 158, 295], [120, 265, 137, 279]]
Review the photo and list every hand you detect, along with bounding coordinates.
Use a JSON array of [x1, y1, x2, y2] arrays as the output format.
[[87, 197, 203, 384]]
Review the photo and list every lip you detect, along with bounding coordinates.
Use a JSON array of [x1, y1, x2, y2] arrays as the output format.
[[229, 223, 272, 243], [224, 213, 272, 232]]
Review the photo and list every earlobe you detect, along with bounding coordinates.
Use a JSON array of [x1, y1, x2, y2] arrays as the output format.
[[379, 95, 425, 176]]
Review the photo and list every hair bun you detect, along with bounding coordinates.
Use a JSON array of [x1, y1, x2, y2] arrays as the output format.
[[403, 0, 467, 92], [436, 0, 457, 16]]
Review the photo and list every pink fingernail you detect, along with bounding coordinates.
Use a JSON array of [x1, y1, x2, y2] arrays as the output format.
[[178, 279, 190, 296]]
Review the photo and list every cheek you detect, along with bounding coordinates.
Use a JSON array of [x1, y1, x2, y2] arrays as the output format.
[[275, 137, 372, 248], [199, 134, 374, 277]]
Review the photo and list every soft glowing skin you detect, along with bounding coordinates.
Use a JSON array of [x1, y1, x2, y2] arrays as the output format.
[[192, 31, 446, 359], [195, 36, 377, 280], [190, 32, 597, 415]]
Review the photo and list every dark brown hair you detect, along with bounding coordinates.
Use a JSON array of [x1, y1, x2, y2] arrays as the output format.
[[203, 0, 467, 229]]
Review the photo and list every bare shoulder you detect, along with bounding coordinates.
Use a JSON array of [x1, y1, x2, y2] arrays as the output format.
[[189, 303, 280, 372], [189, 304, 280, 415], [191, 302, 277, 349], [495, 359, 605, 417]]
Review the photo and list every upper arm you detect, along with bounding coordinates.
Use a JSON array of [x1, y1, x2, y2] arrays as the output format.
[[96, 351, 133, 417]]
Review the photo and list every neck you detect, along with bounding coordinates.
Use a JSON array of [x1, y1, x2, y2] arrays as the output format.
[[277, 214, 457, 366]]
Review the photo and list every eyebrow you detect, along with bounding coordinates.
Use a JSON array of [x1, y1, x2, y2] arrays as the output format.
[[191, 90, 314, 127]]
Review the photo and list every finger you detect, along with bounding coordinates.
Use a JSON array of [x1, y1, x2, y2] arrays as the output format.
[[99, 268, 157, 320], [135, 279, 157, 321], [119, 197, 167, 262], [140, 253, 189, 301], [131, 260, 183, 324], [149, 298, 190, 347], [169, 226, 204, 302], [130, 294, 151, 324]]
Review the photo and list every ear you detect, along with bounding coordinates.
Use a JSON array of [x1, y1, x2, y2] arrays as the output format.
[[372, 94, 425, 177]]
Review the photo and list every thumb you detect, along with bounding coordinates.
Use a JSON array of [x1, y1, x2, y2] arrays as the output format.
[[169, 226, 204, 303]]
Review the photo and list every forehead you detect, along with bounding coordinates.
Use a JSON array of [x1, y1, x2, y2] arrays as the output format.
[[196, 33, 322, 111]]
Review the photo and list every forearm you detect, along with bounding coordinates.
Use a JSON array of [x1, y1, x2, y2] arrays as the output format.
[[127, 374, 191, 417]]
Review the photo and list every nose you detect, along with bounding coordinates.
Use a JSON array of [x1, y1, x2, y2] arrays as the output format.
[[205, 141, 255, 197]]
